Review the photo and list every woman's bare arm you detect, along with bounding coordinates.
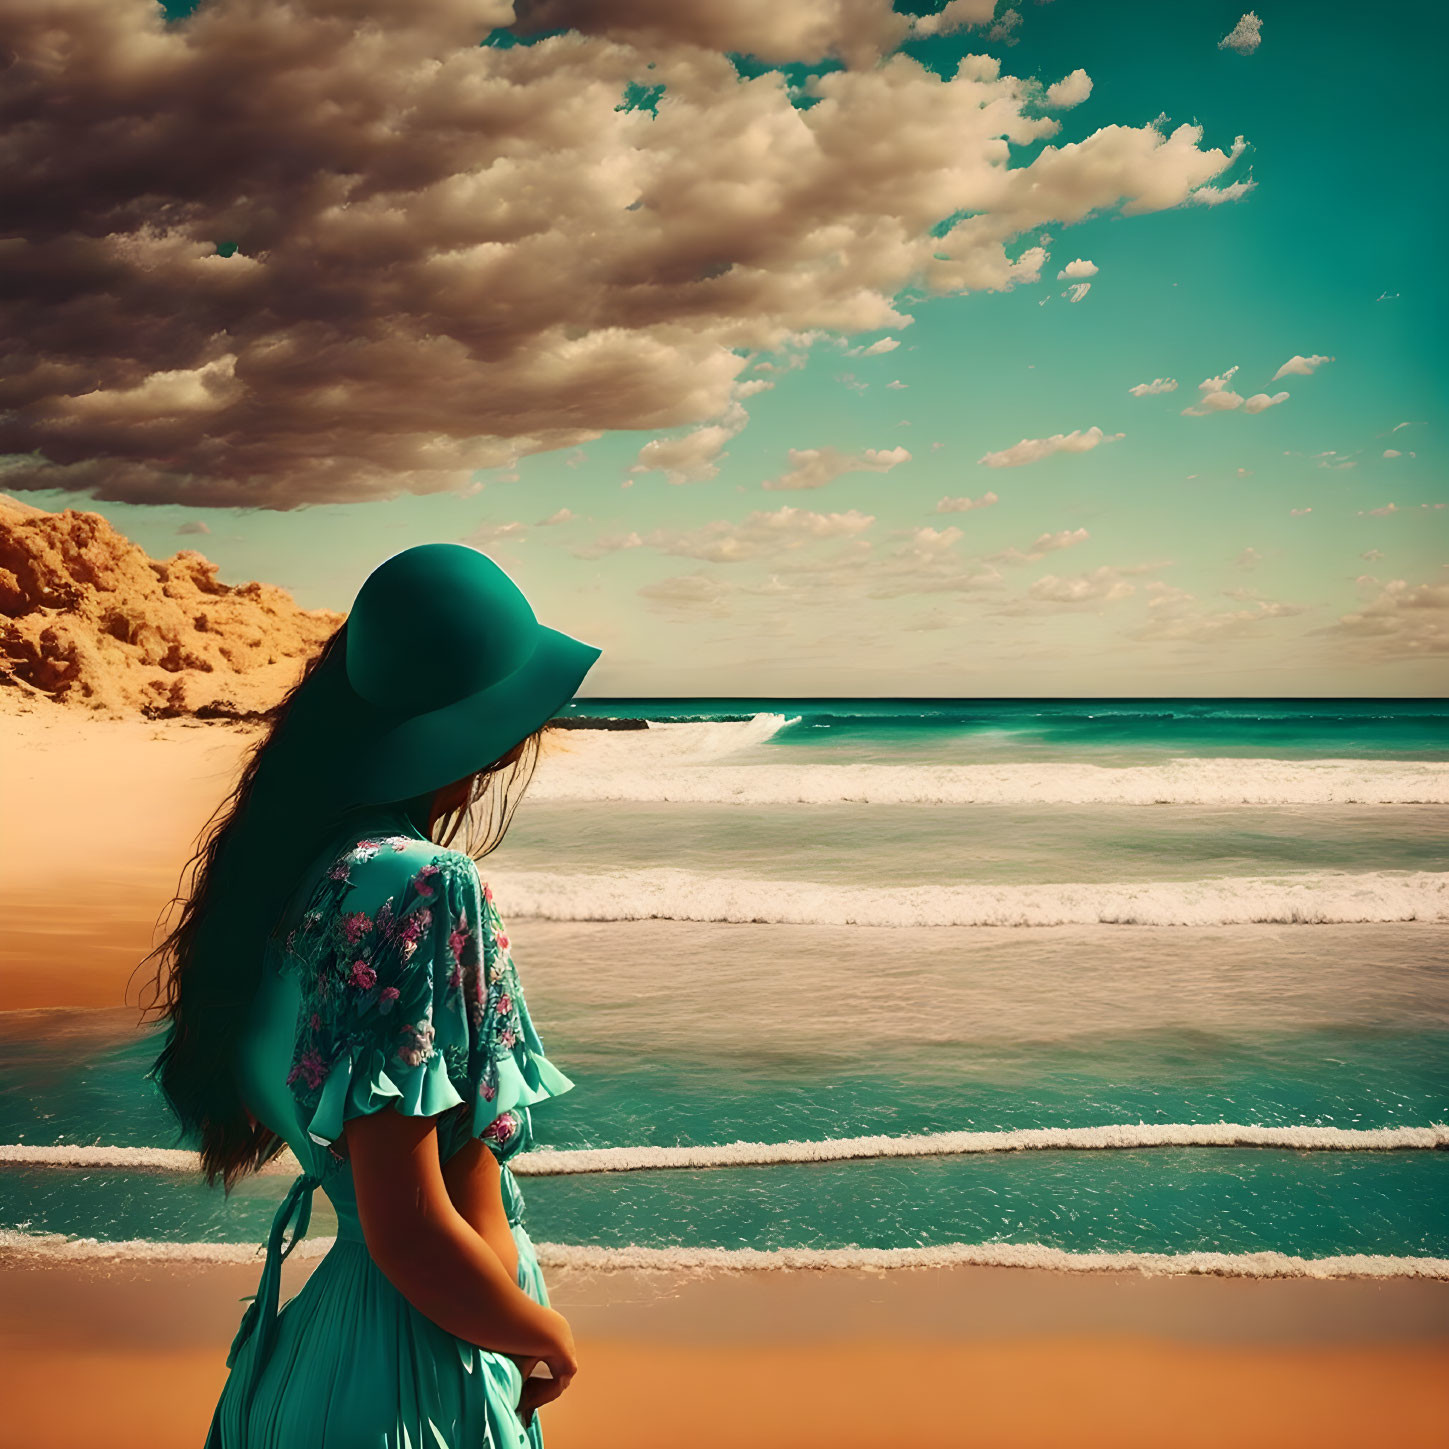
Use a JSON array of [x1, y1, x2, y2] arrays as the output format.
[[344, 1107, 577, 1384], [441, 1137, 519, 1282]]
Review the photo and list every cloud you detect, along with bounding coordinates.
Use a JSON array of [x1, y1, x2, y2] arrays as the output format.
[[857, 337, 900, 356], [571, 529, 646, 560], [1061, 282, 1092, 303], [1361, 549, 1384, 561], [1310, 576, 1449, 658], [635, 504, 876, 563], [885, 379, 908, 390], [1056, 258, 1099, 279], [979, 425, 1123, 469], [1127, 580, 1307, 643], [537, 507, 575, 525], [1218, 12, 1263, 54], [1186, 179, 1256, 206], [1358, 503, 1399, 516], [1290, 507, 1312, 516], [0, 0, 1258, 507], [988, 527, 1090, 566], [909, 1, 1006, 38], [935, 491, 999, 512], [1382, 448, 1417, 459], [762, 445, 910, 491], [176, 520, 210, 536], [1181, 366, 1288, 416], [462, 519, 528, 549], [516, 0, 912, 67], [1235, 546, 1263, 570], [631, 402, 749, 484], [1128, 377, 1178, 396], [1004, 565, 1139, 610], [1271, 353, 1334, 381], [637, 571, 733, 616], [1044, 69, 1092, 110]]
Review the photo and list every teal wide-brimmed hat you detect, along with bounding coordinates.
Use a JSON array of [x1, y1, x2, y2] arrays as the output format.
[[280, 543, 601, 807]]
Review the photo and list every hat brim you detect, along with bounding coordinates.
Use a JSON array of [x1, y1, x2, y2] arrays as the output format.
[[299, 621, 602, 807]]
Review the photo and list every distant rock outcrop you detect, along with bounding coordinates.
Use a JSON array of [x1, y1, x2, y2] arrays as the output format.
[[0, 496, 343, 716]]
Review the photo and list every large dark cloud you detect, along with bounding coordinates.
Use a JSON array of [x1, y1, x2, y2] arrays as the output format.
[[0, 0, 1249, 507]]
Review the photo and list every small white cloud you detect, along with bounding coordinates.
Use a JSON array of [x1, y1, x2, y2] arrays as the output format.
[[463, 519, 527, 548], [537, 507, 575, 526], [886, 379, 908, 390], [910, 0, 1001, 37], [1358, 503, 1399, 516], [1219, 12, 1263, 54], [935, 491, 999, 513], [1243, 391, 1290, 414], [1187, 179, 1256, 207], [1235, 546, 1263, 570], [980, 426, 1123, 469], [1361, 549, 1384, 561], [989, 527, 1090, 566], [631, 403, 749, 485], [1129, 378, 1178, 396], [571, 529, 645, 559], [1056, 259, 1099, 280], [1044, 69, 1092, 109], [1183, 365, 1288, 416], [1062, 282, 1092, 303], [1272, 353, 1334, 381], [858, 337, 900, 357], [762, 445, 911, 492], [1290, 507, 1312, 516]]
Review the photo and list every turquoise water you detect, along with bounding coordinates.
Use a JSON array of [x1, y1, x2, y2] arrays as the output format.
[[3, 697, 1447, 1263], [561, 696, 1449, 761]]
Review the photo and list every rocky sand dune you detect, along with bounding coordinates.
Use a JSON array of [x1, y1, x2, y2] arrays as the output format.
[[0, 496, 341, 717]]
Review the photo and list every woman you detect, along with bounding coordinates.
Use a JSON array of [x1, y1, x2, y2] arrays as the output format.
[[141, 542, 602, 1447]]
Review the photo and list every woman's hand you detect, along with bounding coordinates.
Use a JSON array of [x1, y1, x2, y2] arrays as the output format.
[[513, 1310, 579, 1428]]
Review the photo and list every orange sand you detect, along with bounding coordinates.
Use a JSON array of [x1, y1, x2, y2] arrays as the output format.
[[0, 1259, 1446, 1449]]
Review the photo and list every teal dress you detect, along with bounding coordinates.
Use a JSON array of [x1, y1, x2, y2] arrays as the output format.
[[205, 808, 575, 1448]]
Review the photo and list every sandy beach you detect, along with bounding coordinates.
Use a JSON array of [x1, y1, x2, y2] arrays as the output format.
[[2, 1252, 1447, 1449], [2, 700, 1446, 1446]]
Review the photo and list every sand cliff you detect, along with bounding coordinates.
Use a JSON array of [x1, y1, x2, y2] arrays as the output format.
[[0, 496, 342, 717]]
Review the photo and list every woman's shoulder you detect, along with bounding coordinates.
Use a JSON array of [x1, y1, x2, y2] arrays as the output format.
[[283, 832, 480, 958]]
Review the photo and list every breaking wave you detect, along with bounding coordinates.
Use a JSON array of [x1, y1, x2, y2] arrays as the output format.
[[482, 867, 1448, 927], [526, 757, 1449, 805], [6, 1122, 1444, 1177], [0, 1229, 1443, 1279]]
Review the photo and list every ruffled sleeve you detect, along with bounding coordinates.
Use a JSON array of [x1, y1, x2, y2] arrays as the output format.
[[280, 834, 573, 1161]]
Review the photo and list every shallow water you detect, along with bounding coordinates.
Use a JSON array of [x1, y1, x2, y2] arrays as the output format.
[[3, 698, 1447, 1267]]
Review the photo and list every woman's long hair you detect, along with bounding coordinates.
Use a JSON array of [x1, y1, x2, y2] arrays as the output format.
[[135, 623, 548, 1191]]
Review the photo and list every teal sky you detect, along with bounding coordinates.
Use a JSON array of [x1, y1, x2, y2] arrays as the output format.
[[18, 0, 1448, 696]]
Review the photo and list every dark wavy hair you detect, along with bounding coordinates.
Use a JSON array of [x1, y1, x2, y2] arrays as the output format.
[[135, 622, 548, 1191]]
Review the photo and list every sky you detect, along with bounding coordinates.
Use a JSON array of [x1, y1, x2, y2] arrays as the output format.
[[4, 0, 1446, 696]]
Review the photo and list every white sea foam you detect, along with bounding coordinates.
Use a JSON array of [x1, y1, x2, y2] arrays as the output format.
[[544, 713, 798, 769], [0, 1229, 1443, 1280], [483, 867, 1448, 927], [528, 755, 1449, 806], [6, 1123, 1445, 1177]]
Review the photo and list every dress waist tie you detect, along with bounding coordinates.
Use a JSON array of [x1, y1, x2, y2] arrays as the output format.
[[226, 1170, 322, 1407]]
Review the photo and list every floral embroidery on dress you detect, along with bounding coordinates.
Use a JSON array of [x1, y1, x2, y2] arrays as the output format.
[[279, 831, 564, 1165]]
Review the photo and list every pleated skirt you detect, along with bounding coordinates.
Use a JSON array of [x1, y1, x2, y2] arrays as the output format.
[[206, 1221, 551, 1449]]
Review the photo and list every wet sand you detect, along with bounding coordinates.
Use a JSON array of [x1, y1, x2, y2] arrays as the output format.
[[0, 1255, 1446, 1449]]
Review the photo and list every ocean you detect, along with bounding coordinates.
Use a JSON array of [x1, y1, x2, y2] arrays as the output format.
[[3, 698, 1447, 1275]]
